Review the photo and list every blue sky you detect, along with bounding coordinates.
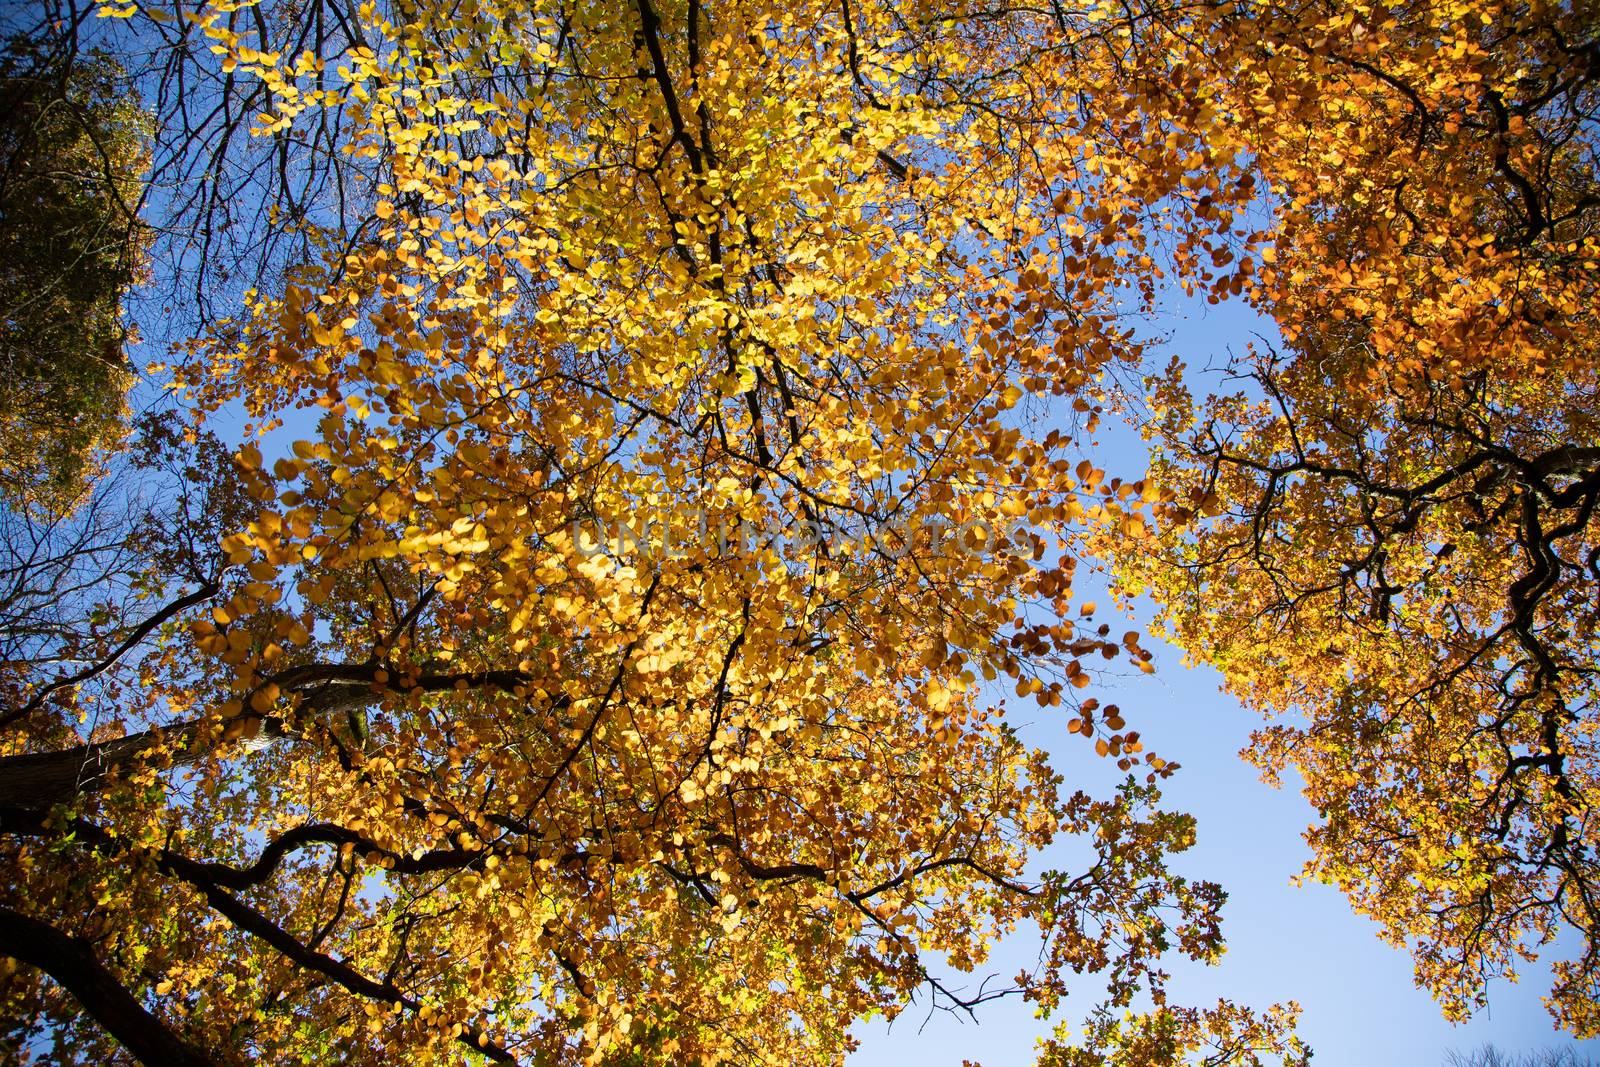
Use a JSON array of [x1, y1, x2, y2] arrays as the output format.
[[851, 646, 1599, 1065], [849, 294, 1600, 1066]]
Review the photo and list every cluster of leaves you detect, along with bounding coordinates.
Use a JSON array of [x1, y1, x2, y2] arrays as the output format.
[[1112, 0, 1600, 1036]]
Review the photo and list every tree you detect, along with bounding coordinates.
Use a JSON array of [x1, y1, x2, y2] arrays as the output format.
[[0, 0, 1306, 1064], [1110, 0, 1600, 1037], [1445, 1048, 1600, 1067], [0, 28, 150, 515]]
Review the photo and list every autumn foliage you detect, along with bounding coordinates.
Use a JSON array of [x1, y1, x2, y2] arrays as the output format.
[[1112, 0, 1600, 1036], [0, 0, 1592, 1062]]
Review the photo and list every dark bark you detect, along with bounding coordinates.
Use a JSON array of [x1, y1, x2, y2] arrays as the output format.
[[0, 660, 543, 807], [0, 905, 216, 1067], [0, 726, 192, 809]]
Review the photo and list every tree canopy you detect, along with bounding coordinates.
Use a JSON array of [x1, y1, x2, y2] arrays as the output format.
[[0, 29, 149, 515], [0, 0, 1594, 1063], [1112, 0, 1600, 1035]]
